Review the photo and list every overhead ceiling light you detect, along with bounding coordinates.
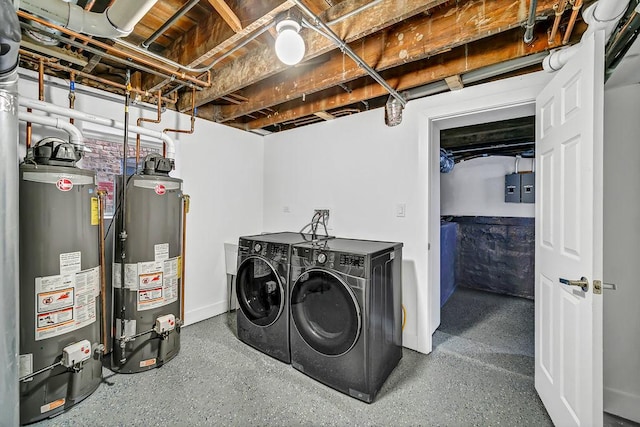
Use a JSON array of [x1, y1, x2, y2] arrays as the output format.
[[275, 12, 305, 66]]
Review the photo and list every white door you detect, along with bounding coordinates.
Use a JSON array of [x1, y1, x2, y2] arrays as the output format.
[[535, 30, 604, 426]]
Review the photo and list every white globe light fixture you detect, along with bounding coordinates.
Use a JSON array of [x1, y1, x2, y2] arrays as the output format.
[[275, 15, 305, 66]]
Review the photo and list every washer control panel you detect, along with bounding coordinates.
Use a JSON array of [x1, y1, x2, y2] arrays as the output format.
[[339, 254, 365, 268]]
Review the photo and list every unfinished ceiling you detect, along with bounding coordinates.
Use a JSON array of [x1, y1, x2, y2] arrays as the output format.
[[17, 0, 597, 134]]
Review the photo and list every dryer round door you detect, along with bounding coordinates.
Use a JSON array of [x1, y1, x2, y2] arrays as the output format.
[[236, 256, 285, 327], [291, 269, 361, 357]]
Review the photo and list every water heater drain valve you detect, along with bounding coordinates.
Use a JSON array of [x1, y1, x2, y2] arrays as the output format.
[[62, 340, 93, 368], [154, 314, 176, 334]]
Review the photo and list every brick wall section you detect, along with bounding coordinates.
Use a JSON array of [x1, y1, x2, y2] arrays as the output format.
[[82, 137, 159, 215]]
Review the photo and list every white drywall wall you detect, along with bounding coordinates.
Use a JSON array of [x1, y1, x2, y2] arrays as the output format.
[[441, 156, 535, 217], [17, 68, 264, 326], [263, 71, 552, 353], [603, 84, 640, 423]]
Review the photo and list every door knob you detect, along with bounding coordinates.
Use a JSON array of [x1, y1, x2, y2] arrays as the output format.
[[559, 276, 589, 292]]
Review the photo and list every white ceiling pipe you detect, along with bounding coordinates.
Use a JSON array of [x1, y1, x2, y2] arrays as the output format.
[[20, 97, 176, 159], [543, 0, 630, 72], [19, 110, 83, 146], [20, 0, 157, 38]]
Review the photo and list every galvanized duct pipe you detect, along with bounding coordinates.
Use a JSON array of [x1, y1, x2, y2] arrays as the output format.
[[20, 0, 157, 38], [18, 111, 84, 146], [20, 97, 177, 159], [0, 0, 20, 425], [543, 0, 630, 71], [524, 0, 539, 44]]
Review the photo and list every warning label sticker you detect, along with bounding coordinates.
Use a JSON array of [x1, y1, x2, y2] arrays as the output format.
[[19, 354, 33, 382], [136, 255, 180, 311], [37, 307, 73, 329], [37, 288, 74, 313], [60, 251, 81, 275], [154, 243, 169, 262], [40, 398, 65, 414], [112, 263, 139, 290], [35, 264, 100, 341], [139, 272, 163, 290]]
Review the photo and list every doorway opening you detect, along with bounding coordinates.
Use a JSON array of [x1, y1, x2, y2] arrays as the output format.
[[434, 116, 537, 377]]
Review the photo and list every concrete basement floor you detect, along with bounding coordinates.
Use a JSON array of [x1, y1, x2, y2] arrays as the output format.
[[32, 287, 629, 426]]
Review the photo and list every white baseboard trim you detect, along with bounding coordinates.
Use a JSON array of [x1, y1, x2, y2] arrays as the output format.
[[604, 386, 640, 423], [403, 332, 419, 352], [184, 301, 227, 327]]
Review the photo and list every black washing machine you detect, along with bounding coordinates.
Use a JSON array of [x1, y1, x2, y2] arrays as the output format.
[[289, 238, 403, 403], [236, 232, 330, 363]]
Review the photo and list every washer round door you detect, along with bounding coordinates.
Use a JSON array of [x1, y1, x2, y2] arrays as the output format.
[[291, 269, 361, 356], [236, 256, 284, 327]]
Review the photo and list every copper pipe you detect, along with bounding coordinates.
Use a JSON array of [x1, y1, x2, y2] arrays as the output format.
[[20, 50, 177, 104], [180, 195, 190, 323], [136, 90, 163, 168], [549, 0, 569, 44], [69, 72, 76, 125], [97, 190, 109, 351], [26, 58, 45, 149], [17, 10, 210, 88], [163, 87, 196, 135], [563, 0, 583, 44], [25, 114, 32, 149], [38, 59, 45, 101]]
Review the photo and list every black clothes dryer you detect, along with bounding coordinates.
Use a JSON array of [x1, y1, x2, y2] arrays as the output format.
[[236, 232, 329, 363], [289, 238, 403, 403]]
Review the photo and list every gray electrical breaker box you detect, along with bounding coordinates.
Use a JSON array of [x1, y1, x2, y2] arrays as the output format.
[[505, 173, 521, 203], [521, 172, 535, 203], [505, 172, 535, 203]]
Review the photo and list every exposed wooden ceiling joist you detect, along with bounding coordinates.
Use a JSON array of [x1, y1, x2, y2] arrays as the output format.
[[206, 0, 243, 33], [242, 23, 562, 130], [215, 0, 557, 123], [177, 0, 450, 112]]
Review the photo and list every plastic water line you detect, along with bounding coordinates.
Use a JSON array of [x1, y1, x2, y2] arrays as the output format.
[[19, 97, 177, 159], [18, 110, 84, 146], [543, 0, 630, 71]]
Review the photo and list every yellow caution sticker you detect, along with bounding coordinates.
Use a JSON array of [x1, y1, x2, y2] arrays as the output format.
[[139, 358, 156, 368], [40, 398, 65, 414], [91, 197, 99, 226], [177, 256, 182, 279]]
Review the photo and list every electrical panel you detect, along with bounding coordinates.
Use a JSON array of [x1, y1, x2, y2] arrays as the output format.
[[505, 172, 535, 204], [521, 172, 535, 203], [505, 174, 521, 203]]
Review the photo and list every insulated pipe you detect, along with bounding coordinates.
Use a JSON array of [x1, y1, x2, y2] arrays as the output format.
[[19, 0, 157, 38], [544, 0, 630, 71], [18, 111, 84, 146], [294, 0, 406, 107], [524, 0, 539, 44], [19, 97, 176, 159], [0, 0, 20, 420]]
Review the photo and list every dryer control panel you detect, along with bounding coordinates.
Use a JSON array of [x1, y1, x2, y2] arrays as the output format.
[[339, 254, 365, 268]]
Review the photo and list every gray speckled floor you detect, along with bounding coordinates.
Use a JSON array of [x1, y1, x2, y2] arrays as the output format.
[[35, 288, 555, 426]]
